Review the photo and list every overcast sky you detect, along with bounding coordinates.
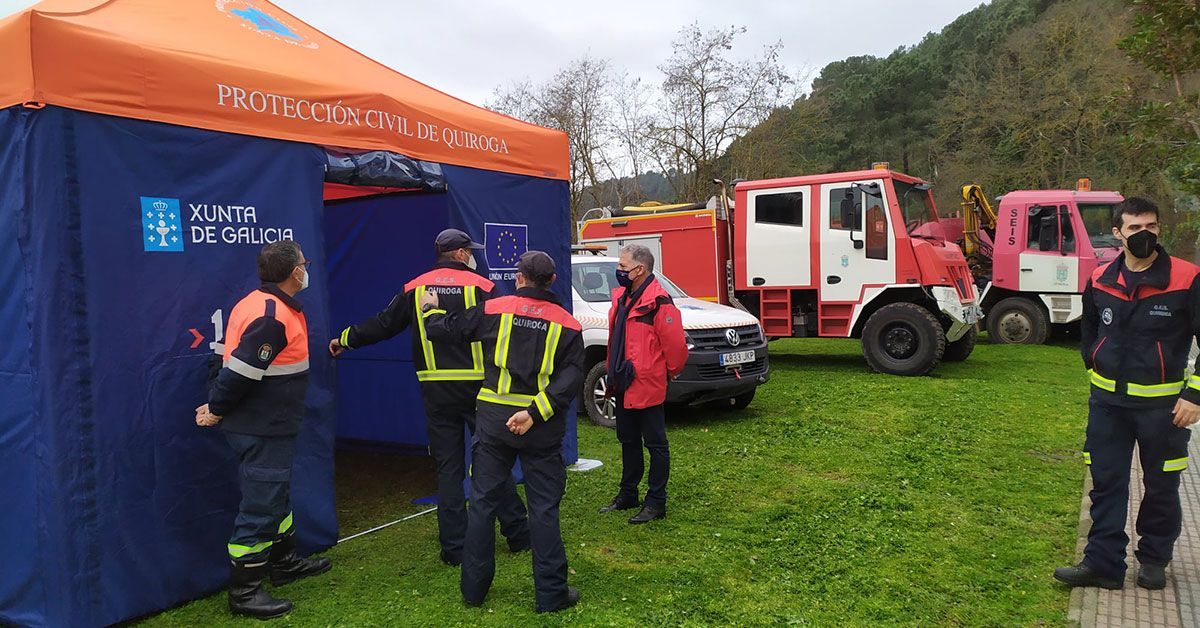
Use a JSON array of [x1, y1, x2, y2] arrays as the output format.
[[0, 0, 987, 107]]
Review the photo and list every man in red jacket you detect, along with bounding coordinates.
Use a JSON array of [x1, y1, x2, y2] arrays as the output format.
[[599, 244, 689, 524]]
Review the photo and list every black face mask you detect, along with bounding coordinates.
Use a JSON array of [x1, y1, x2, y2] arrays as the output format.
[[615, 268, 634, 288], [1124, 229, 1158, 259]]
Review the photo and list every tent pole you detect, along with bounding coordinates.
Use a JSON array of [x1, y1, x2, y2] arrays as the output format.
[[337, 507, 437, 543]]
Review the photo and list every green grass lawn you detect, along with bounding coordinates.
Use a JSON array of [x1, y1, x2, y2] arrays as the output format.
[[143, 338, 1089, 626]]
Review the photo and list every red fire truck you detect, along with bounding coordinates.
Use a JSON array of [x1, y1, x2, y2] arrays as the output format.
[[578, 167, 983, 376]]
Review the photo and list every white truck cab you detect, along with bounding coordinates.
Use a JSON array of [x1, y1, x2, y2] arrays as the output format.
[[570, 254, 770, 427]]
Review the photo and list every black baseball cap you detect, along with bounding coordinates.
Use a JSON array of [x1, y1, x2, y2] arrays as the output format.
[[435, 228, 484, 252], [517, 250, 556, 284]]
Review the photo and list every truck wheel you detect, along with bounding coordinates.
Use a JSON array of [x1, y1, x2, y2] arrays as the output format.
[[986, 297, 1048, 345], [942, 325, 977, 362], [581, 361, 617, 429], [861, 303, 946, 376]]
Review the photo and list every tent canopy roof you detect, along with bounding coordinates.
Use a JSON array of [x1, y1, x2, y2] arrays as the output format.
[[0, 0, 568, 180]]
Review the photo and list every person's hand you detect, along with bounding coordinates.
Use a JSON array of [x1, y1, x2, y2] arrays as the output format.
[[329, 338, 347, 358], [419, 288, 439, 311], [195, 403, 222, 427], [506, 410, 534, 436], [1173, 398, 1200, 427]]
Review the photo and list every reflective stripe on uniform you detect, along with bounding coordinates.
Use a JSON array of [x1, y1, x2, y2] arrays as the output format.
[[1088, 369, 1116, 392], [477, 388, 552, 419], [533, 391, 552, 419], [340, 326, 351, 349], [478, 387, 534, 407], [1164, 457, 1189, 472], [416, 369, 484, 382], [1189, 374, 1200, 392], [278, 512, 293, 535], [495, 313, 514, 394], [1127, 381, 1185, 398], [413, 286, 438, 370], [228, 540, 272, 558], [1083, 452, 1091, 465], [226, 355, 265, 381], [535, 323, 562, 420], [264, 358, 310, 376], [465, 286, 485, 373]]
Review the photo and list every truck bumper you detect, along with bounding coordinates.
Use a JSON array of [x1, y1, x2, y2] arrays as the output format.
[[665, 346, 770, 405], [1037, 293, 1084, 324], [931, 286, 983, 342]]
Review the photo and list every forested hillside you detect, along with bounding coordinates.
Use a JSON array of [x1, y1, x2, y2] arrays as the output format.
[[724, 0, 1198, 247]]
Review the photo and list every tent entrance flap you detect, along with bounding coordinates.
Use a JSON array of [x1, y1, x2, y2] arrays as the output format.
[[324, 191, 449, 445]]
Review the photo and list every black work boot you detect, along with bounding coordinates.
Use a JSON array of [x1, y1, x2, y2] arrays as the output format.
[[229, 560, 293, 619], [269, 533, 332, 587], [507, 534, 531, 553], [1052, 562, 1123, 590], [598, 495, 640, 513], [628, 504, 665, 524], [1138, 564, 1167, 590], [536, 586, 581, 613]]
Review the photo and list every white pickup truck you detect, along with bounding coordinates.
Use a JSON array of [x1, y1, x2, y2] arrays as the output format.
[[570, 254, 770, 427]]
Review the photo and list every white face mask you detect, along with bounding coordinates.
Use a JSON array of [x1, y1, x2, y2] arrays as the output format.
[[298, 266, 309, 291], [466, 253, 478, 270]]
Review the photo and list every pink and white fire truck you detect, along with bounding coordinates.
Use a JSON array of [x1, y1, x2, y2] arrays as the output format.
[[943, 181, 1124, 344]]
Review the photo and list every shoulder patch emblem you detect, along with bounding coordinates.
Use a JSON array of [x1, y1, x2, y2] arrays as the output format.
[[1102, 308, 1113, 325], [258, 344, 274, 362]]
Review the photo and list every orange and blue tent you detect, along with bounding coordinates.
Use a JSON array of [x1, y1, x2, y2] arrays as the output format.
[[0, 2, 572, 626]]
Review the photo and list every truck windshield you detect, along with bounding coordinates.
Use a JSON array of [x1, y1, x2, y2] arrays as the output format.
[[893, 180, 939, 236], [572, 261, 688, 302], [1079, 204, 1121, 249]]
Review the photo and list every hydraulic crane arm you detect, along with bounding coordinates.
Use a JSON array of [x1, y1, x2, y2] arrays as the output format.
[[960, 184, 998, 257]]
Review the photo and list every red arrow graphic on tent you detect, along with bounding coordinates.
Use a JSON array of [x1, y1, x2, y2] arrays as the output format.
[[188, 328, 204, 349]]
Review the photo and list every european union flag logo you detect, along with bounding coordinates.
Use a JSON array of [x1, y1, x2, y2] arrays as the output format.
[[142, 197, 184, 252], [485, 222, 528, 271]]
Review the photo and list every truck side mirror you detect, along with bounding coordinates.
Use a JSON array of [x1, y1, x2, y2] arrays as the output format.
[[854, 182, 882, 197], [1038, 214, 1059, 252], [841, 193, 864, 249], [1060, 207, 1075, 254]]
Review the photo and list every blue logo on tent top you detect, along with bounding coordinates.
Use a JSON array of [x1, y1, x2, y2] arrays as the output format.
[[142, 197, 184, 252], [485, 223, 528, 271], [231, 7, 299, 40], [216, 1, 318, 49]]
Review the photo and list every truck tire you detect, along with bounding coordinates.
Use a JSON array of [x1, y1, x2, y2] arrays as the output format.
[[581, 361, 617, 429], [986, 297, 1049, 345], [942, 325, 977, 362], [861, 302, 946, 376]]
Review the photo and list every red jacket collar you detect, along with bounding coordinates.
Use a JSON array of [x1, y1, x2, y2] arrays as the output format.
[[614, 276, 669, 314]]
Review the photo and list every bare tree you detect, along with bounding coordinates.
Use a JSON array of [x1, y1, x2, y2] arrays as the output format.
[[489, 55, 615, 220], [646, 24, 793, 200]]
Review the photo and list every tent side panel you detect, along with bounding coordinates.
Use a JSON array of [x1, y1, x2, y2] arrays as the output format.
[[58, 107, 336, 625], [18, 104, 113, 628], [0, 108, 51, 627], [441, 166, 578, 464], [323, 192, 449, 445]]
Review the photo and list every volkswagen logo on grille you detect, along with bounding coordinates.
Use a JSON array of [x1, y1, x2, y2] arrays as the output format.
[[725, 328, 741, 347]]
